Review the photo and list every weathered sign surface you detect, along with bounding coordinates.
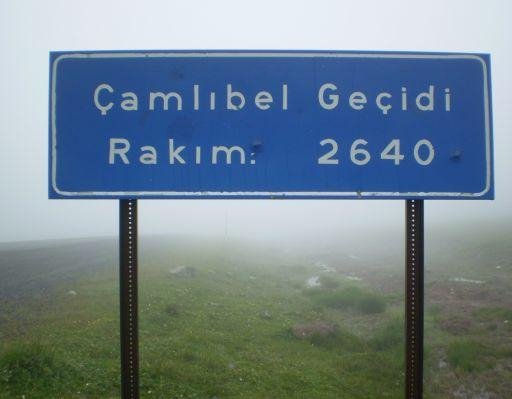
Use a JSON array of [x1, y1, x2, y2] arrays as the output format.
[[49, 51, 493, 199]]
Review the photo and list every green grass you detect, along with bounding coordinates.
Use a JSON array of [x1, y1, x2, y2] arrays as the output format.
[[292, 324, 367, 352], [1, 235, 511, 398], [318, 275, 341, 290], [370, 317, 404, 351], [0, 342, 75, 396], [305, 285, 387, 315], [0, 245, 405, 398], [473, 307, 512, 323], [446, 340, 495, 372]]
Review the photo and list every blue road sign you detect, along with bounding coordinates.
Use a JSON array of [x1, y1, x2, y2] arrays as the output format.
[[49, 51, 493, 199]]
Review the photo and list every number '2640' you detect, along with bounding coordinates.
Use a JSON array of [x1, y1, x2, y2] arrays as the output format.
[[318, 138, 434, 166]]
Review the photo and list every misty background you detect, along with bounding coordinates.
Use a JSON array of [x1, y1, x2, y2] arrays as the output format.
[[1, 0, 511, 243]]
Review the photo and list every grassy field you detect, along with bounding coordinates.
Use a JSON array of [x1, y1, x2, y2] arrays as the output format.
[[0, 227, 511, 398]]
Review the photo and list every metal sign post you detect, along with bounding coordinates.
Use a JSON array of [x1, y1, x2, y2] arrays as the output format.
[[406, 200, 424, 398], [119, 199, 139, 399]]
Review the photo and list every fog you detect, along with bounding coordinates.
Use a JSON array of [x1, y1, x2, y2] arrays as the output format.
[[1, 0, 511, 243]]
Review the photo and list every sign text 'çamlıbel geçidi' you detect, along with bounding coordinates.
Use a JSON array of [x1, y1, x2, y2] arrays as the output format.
[[49, 51, 493, 199]]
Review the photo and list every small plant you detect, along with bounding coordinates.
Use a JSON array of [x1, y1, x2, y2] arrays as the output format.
[[307, 286, 361, 309], [290, 321, 365, 352], [447, 340, 495, 372], [319, 275, 341, 290], [0, 342, 71, 391], [305, 286, 387, 314], [165, 303, 179, 316], [472, 307, 512, 322], [371, 317, 404, 351], [358, 295, 386, 315]]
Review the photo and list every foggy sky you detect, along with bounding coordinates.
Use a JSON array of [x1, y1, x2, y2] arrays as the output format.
[[0, 0, 511, 243]]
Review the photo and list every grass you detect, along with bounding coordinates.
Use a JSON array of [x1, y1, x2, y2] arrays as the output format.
[[0, 243, 404, 399], [1, 234, 511, 398], [292, 324, 367, 352], [304, 285, 387, 315], [446, 340, 495, 372], [0, 343, 60, 384], [370, 317, 404, 351], [0, 342, 78, 398], [472, 307, 512, 323], [318, 275, 341, 290]]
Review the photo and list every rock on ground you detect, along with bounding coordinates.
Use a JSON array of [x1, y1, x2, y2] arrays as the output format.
[[291, 321, 337, 338], [169, 266, 197, 278]]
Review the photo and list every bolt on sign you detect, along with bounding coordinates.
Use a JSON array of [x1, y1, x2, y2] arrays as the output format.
[[49, 51, 493, 199]]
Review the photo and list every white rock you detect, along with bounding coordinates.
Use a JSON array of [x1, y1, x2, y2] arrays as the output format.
[[344, 275, 362, 282], [306, 276, 320, 288], [449, 277, 485, 284]]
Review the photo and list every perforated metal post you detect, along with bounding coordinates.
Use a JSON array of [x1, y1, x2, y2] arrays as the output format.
[[120, 200, 139, 399], [405, 199, 424, 399]]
